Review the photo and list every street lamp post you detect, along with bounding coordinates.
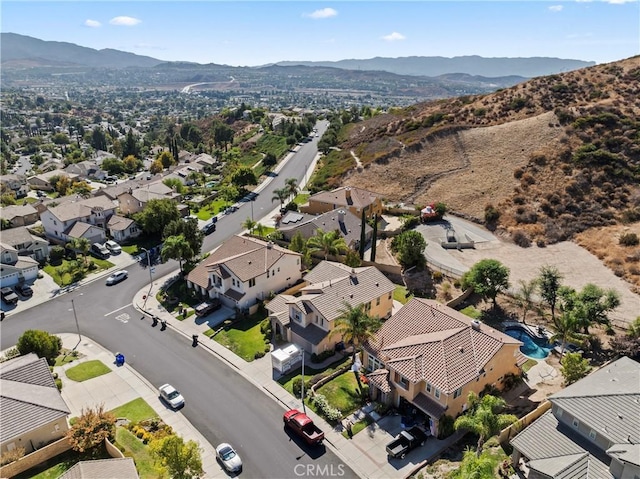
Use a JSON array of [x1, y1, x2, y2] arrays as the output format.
[[141, 247, 154, 310], [71, 293, 83, 349], [250, 197, 254, 222]]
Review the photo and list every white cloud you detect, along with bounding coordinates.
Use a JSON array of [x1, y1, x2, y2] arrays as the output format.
[[84, 19, 101, 28], [305, 8, 337, 19], [605, 0, 637, 4], [109, 16, 142, 26], [549, 5, 564, 11], [382, 32, 406, 42]]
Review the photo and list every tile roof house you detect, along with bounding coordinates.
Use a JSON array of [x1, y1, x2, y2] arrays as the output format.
[[0, 353, 71, 455], [267, 261, 395, 354], [107, 215, 141, 243], [186, 235, 303, 312], [0, 204, 40, 228], [40, 196, 116, 244], [363, 298, 525, 436], [302, 186, 384, 219], [0, 226, 49, 261], [510, 356, 640, 479], [117, 183, 181, 215], [0, 174, 29, 198], [27, 170, 79, 192], [0, 242, 39, 287], [64, 161, 106, 180], [278, 208, 372, 251]]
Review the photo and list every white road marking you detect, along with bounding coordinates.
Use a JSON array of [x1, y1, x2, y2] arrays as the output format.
[[104, 304, 132, 317], [115, 313, 130, 323]]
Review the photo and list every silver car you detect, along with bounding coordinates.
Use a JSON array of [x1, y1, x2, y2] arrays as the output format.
[[216, 443, 242, 473], [159, 383, 185, 409], [105, 270, 128, 285]]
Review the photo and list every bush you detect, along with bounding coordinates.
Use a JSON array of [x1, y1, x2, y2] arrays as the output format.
[[0, 446, 26, 466], [260, 318, 272, 337], [49, 245, 65, 265], [312, 394, 342, 422], [55, 378, 62, 390], [432, 271, 443, 282], [310, 349, 335, 363], [619, 232, 639, 246], [512, 230, 532, 247], [254, 351, 266, 359], [484, 204, 500, 223], [401, 215, 420, 231], [438, 414, 455, 439]]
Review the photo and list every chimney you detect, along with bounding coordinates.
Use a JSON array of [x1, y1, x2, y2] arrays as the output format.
[[345, 187, 352, 203], [471, 320, 481, 330], [267, 241, 273, 249], [338, 209, 345, 223]]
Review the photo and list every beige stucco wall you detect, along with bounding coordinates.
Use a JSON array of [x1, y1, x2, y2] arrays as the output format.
[[1, 418, 69, 455], [117, 193, 143, 215]]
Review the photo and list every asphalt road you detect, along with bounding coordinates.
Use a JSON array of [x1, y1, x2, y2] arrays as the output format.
[[0, 120, 357, 478]]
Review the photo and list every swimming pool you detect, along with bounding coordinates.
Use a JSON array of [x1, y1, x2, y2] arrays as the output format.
[[505, 327, 553, 359]]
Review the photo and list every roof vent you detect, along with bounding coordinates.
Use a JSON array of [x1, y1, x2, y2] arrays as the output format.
[[459, 347, 464, 353], [471, 320, 481, 330]]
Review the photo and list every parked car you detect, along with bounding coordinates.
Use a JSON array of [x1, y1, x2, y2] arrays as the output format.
[[1, 287, 19, 305], [91, 242, 110, 259], [14, 283, 33, 297], [194, 300, 222, 317], [224, 206, 238, 215], [283, 409, 324, 445], [159, 383, 184, 409], [201, 222, 216, 235], [216, 443, 242, 473], [106, 270, 128, 285], [105, 240, 122, 255]]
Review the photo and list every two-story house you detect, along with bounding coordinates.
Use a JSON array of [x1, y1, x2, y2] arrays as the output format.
[[0, 243, 39, 287], [302, 186, 384, 219], [27, 170, 78, 192], [278, 209, 372, 251], [510, 356, 640, 479], [117, 183, 181, 215], [267, 261, 395, 354], [40, 196, 117, 244], [0, 204, 40, 228], [0, 226, 49, 261], [363, 298, 524, 436], [0, 174, 29, 199], [186, 235, 303, 312]]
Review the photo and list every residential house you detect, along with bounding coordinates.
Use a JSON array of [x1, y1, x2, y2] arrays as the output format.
[[510, 356, 640, 479], [363, 298, 525, 436], [0, 243, 39, 287], [193, 153, 217, 170], [0, 226, 49, 261], [0, 204, 39, 228], [278, 208, 372, 251], [302, 186, 384, 219], [0, 353, 71, 455], [267, 261, 395, 354], [186, 235, 303, 312], [107, 215, 140, 243], [27, 170, 78, 192], [40, 196, 117, 244], [64, 161, 106, 181], [0, 174, 29, 198], [117, 183, 181, 215], [59, 458, 139, 479]]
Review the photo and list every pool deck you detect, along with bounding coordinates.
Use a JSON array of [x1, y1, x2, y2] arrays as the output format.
[[503, 321, 554, 341]]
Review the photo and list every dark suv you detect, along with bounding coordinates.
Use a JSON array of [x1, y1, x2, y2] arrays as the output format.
[[194, 300, 222, 317], [15, 283, 33, 297], [1, 287, 19, 305], [201, 222, 216, 235]]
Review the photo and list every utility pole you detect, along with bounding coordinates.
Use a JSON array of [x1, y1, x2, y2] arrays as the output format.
[[71, 293, 83, 349], [301, 349, 306, 414], [141, 247, 154, 310]]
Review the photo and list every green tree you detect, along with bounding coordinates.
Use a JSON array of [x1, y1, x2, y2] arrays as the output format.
[[573, 283, 621, 333], [560, 352, 591, 385], [231, 166, 257, 188], [263, 152, 277, 167], [158, 150, 175, 169], [163, 218, 203, 259], [122, 155, 142, 173], [150, 435, 203, 479], [134, 198, 181, 236], [452, 449, 498, 479], [66, 405, 116, 453], [390, 230, 426, 268], [161, 234, 194, 273], [149, 159, 164, 174], [344, 249, 362, 268], [272, 188, 289, 210], [122, 130, 139, 158], [462, 259, 510, 308], [514, 279, 537, 325], [628, 316, 640, 339], [550, 288, 583, 355], [307, 229, 347, 260], [243, 217, 257, 234], [254, 223, 266, 237], [163, 177, 185, 194], [285, 177, 298, 201], [289, 231, 306, 253], [102, 158, 125, 175], [454, 392, 517, 456], [67, 237, 91, 266], [538, 265, 563, 321], [16, 329, 62, 365]]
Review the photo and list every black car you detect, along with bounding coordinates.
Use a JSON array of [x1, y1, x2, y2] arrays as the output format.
[[201, 222, 216, 235], [1, 287, 19, 305], [14, 283, 33, 297]]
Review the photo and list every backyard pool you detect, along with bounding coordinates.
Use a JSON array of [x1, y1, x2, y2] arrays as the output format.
[[505, 327, 553, 359]]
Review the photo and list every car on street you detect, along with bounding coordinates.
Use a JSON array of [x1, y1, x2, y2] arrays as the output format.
[[106, 270, 128, 286], [1, 287, 19, 305], [224, 206, 238, 214], [105, 240, 122, 254], [14, 283, 33, 297], [159, 383, 185, 409], [201, 222, 216, 235], [216, 443, 242, 473]]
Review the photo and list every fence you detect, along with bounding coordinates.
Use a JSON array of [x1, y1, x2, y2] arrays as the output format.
[[498, 400, 552, 445]]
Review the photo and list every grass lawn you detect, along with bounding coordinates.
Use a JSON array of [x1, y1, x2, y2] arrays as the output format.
[[314, 370, 363, 416], [12, 446, 112, 479], [342, 415, 374, 439], [293, 193, 310, 206], [44, 258, 114, 287], [393, 285, 413, 304], [110, 398, 158, 423], [213, 313, 269, 361], [194, 198, 229, 220], [54, 349, 81, 367], [522, 358, 538, 373], [278, 356, 350, 395], [459, 305, 482, 319], [120, 236, 162, 256], [65, 360, 111, 382], [116, 428, 158, 479], [156, 279, 201, 313]]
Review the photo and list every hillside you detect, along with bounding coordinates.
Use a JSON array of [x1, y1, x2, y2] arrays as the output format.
[[320, 56, 640, 289]]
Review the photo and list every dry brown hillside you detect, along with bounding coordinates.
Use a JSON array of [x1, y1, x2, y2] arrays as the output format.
[[321, 56, 640, 289]]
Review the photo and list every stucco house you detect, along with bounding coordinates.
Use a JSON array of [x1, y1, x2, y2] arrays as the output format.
[[0, 353, 71, 455], [117, 183, 180, 215], [363, 298, 525, 436], [0, 243, 39, 287], [186, 235, 303, 312], [27, 170, 78, 192], [510, 356, 640, 479], [0, 226, 49, 261], [0, 204, 40, 228], [40, 196, 116, 244], [267, 261, 395, 354], [107, 215, 141, 243], [0, 174, 29, 198], [302, 186, 384, 219], [64, 160, 106, 180], [278, 208, 372, 251]]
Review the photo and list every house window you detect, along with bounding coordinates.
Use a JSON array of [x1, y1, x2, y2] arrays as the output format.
[[426, 383, 432, 393], [572, 418, 580, 428], [277, 267, 280, 272], [398, 375, 409, 389], [589, 429, 597, 440], [272, 269, 275, 276], [388, 292, 392, 300], [53, 220, 57, 225], [267, 270, 270, 278], [293, 311, 302, 323], [249, 278, 255, 287], [232, 279, 236, 286], [453, 387, 463, 399], [435, 388, 441, 399]]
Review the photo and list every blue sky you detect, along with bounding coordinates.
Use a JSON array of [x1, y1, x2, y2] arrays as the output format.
[[2, 1, 639, 66]]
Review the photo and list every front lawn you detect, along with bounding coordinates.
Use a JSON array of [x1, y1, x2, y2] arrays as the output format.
[[156, 279, 201, 313], [212, 313, 270, 361], [120, 236, 162, 256], [110, 398, 157, 423], [65, 360, 111, 382], [54, 349, 81, 366], [314, 370, 363, 416], [193, 198, 229, 220], [116, 428, 158, 479], [342, 415, 374, 439], [278, 355, 350, 395], [293, 193, 310, 206], [44, 258, 114, 287]]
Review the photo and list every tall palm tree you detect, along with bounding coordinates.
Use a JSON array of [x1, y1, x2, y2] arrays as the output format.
[[306, 229, 347, 260], [161, 234, 194, 273], [75, 237, 91, 266], [454, 392, 517, 456], [285, 177, 298, 201], [271, 188, 289, 211], [242, 217, 257, 234], [550, 307, 581, 356], [331, 302, 381, 390], [514, 279, 537, 325]]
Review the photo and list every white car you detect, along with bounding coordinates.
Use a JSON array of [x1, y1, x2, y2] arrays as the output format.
[[105, 270, 128, 285], [105, 240, 122, 254], [216, 443, 242, 473], [159, 383, 185, 409]]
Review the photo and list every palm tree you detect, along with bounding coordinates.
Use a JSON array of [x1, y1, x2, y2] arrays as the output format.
[[454, 392, 517, 456], [75, 237, 91, 266], [271, 188, 288, 211], [243, 217, 257, 234], [331, 302, 381, 390], [254, 223, 266, 238], [285, 177, 298, 202], [514, 279, 537, 325], [161, 234, 194, 273], [306, 229, 347, 260]]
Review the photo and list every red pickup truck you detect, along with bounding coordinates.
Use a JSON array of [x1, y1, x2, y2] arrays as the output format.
[[283, 409, 324, 445]]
